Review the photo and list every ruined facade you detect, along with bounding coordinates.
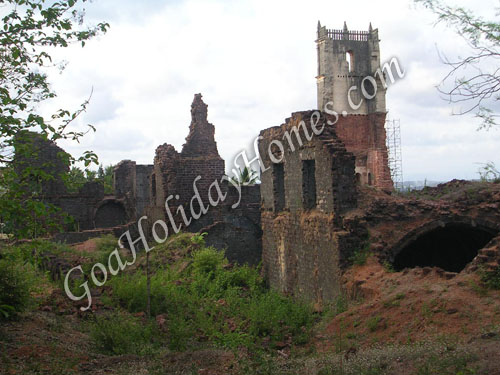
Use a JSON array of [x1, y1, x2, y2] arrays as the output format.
[[15, 96, 262, 265], [12, 132, 128, 232], [259, 112, 359, 302], [144, 94, 262, 265], [333, 113, 392, 190], [258, 22, 394, 302], [147, 94, 225, 231]]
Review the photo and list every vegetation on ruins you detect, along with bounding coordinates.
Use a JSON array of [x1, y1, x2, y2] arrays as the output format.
[[1, 231, 498, 374], [91, 233, 315, 353], [65, 164, 114, 194], [231, 166, 260, 185], [415, 0, 500, 129], [0, 0, 108, 238]]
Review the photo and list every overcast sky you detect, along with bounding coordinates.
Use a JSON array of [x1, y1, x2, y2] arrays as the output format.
[[37, 0, 500, 182]]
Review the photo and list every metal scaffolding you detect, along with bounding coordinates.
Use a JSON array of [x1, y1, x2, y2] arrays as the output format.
[[385, 118, 404, 191]]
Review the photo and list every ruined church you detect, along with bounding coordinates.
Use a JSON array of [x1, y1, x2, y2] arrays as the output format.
[[21, 23, 500, 306]]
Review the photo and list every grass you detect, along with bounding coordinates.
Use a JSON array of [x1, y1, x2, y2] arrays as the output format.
[[0, 245, 46, 320], [312, 341, 478, 375], [382, 293, 405, 308], [366, 315, 384, 332], [469, 279, 489, 297], [89, 311, 162, 355], [350, 242, 371, 266], [480, 265, 500, 290], [99, 239, 316, 352]]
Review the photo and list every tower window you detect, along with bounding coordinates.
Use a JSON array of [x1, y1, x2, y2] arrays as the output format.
[[346, 51, 354, 72], [302, 160, 317, 209], [151, 173, 157, 201], [273, 163, 285, 212]]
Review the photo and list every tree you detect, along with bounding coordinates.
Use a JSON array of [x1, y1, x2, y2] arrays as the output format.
[[97, 164, 114, 194], [415, 0, 500, 129], [0, 0, 108, 238], [65, 163, 114, 194], [231, 166, 259, 186]]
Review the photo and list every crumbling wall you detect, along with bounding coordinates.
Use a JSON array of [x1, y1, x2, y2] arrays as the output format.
[[13, 131, 69, 197], [12, 132, 138, 233], [145, 94, 262, 265], [135, 164, 154, 218], [347, 181, 500, 265], [203, 185, 262, 265], [330, 113, 393, 191], [114, 160, 153, 219], [259, 111, 358, 303], [56, 182, 104, 230], [151, 94, 224, 216]]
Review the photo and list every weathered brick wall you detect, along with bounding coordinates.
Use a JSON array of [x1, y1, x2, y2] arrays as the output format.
[[175, 157, 225, 208], [112, 160, 153, 221], [330, 113, 393, 191], [13, 131, 69, 197], [114, 160, 137, 218], [55, 182, 104, 230], [150, 94, 225, 226], [181, 93, 221, 158], [259, 110, 358, 304], [203, 185, 262, 265], [135, 164, 153, 217], [145, 94, 262, 265], [261, 212, 347, 302], [151, 143, 179, 208]]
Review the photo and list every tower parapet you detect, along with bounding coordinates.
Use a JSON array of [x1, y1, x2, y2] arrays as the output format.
[[316, 22, 386, 114]]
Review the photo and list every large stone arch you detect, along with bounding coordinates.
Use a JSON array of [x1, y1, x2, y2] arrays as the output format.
[[389, 217, 500, 273], [94, 199, 128, 229]]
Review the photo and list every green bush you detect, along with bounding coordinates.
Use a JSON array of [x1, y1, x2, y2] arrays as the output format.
[[0, 255, 38, 319], [349, 239, 371, 266], [481, 265, 500, 290], [14, 239, 74, 267], [109, 244, 315, 352], [95, 234, 118, 253], [192, 247, 226, 275], [89, 312, 161, 355]]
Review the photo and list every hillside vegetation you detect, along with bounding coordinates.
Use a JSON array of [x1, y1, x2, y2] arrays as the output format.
[[0, 232, 499, 374]]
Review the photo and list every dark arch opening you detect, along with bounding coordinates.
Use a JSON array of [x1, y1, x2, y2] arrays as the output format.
[[393, 223, 496, 272], [95, 201, 127, 228]]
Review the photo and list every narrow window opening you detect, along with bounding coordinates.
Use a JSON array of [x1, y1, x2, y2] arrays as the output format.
[[346, 51, 354, 72], [273, 163, 285, 212], [302, 160, 317, 209], [367, 173, 373, 186], [151, 173, 157, 201], [355, 173, 361, 186]]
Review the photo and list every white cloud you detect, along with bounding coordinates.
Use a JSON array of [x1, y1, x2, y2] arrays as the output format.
[[37, 0, 500, 181]]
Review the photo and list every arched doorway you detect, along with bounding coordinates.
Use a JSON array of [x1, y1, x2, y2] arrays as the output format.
[[94, 201, 127, 228], [392, 221, 497, 272]]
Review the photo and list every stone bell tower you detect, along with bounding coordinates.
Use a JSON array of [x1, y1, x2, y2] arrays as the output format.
[[316, 21, 386, 115]]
